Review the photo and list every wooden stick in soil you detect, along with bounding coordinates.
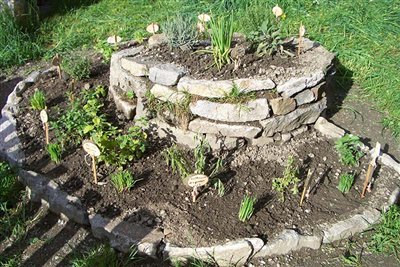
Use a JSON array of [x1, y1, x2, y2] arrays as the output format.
[[192, 186, 199, 202], [82, 140, 101, 185], [300, 169, 313, 206], [40, 110, 49, 145], [91, 155, 98, 184], [361, 142, 381, 198], [298, 23, 306, 56]]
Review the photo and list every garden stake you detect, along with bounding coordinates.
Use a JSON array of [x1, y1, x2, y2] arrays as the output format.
[[40, 109, 49, 145], [82, 140, 101, 185], [361, 142, 381, 198], [187, 174, 209, 202], [300, 169, 313, 206], [298, 23, 306, 56], [52, 54, 62, 79]]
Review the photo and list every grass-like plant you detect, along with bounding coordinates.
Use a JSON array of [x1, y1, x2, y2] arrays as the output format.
[[30, 89, 46, 110], [110, 170, 138, 193], [218, 84, 256, 105], [47, 143, 62, 163], [163, 144, 191, 179], [212, 178, 225, 197], [207, 13, 234, 70], [61, 54, 91, 80], [335, 134, 364, 166], [369, 205, 400, 259], [272, 155, 300, 202], [338, 173, 355, 193], [238, 194, 256, 222], [163, 15, 197, 50], [0, 161, 21, 206], [125, 90, 136, 100]]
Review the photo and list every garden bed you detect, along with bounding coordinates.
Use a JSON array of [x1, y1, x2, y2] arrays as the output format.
[[14, 61, 400, 248]]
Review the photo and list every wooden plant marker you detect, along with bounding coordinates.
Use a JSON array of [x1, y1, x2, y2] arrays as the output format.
[[300, 169, 313, 206], [82, 140, 101, 185], [361, 142, 381, 198], [298, 23, 306, 56], [52, 54, 62, 79], [186, 174, 209, 202], [40, 109, 49, 145]]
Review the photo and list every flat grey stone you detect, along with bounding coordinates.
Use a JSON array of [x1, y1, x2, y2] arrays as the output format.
[[121, 57, 157, 76], [261, 98, 327, 136], [163, 238, 264, 266], [149, 64, 186, 86], [177, 77, 275, 98], [379, 153, 400, 174], [277, 71, 324, 97], [150, 84, 186, 104], [281, 132, 292, 143], [270, 97, 296, 115], [206, 134, 240, 150], [249, 136, 274, 146], [291, 125, 308, 137], [294, 89, 315, 106], [190, 99, 270, 123], [110, 66, 149, 97], [134, 97, 148, 120], [148, 33, 167, 47], [314, 117, 345, 139], [298, 235, 322, 250], [15, 81, 29, 97], [0, 114, 25, 165], [89, 213, 163, 257], [110, 86, 136, 119], [311, 82, 327, 100], [188, 118, 262, 138], [19, 170, 89, 225], [25, 70, 41, 83]]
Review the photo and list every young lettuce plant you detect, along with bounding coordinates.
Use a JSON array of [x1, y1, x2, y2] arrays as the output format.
[[238, 194, 257, 222]]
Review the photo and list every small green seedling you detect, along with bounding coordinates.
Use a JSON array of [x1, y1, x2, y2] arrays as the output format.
[[126, 90, 136, 100], [272, 155, 300, 202], [110, 170, 138, 193], [239, 194, 256, 222], [30, 89, 46, 110], [47, 143, 62, 163], [335, 134, 364, 166], [212, 178, 225, 197], [163, 145, 190, 179], [338, 173, 355, 193]]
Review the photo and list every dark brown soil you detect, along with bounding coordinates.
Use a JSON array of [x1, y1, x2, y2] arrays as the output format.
[[15, 57, 400, 248], [141, 42, 297, 80]]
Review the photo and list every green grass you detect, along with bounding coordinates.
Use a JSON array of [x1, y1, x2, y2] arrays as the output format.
[[0, 162, 21, 206], [238, 194, 256, 222], [338, 173, 355, 193], [110, 170, 138, 193]]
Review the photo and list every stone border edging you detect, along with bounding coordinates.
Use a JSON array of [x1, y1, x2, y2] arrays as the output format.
[[1, 69, 400, 266]]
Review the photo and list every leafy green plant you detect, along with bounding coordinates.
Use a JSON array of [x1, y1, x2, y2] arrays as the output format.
[[47, 143, 62, 163], [94, 40, 117, 63], [125, 90, 136, 100], [207, 13, 234, 70], [338, 173, 355, 193], [272, 155, 300, 202], [335, 134, 364, 166], [61, 54, 91, 80], [163, 15, 197, 49], [248, 16, 286, 57], [110, 170, 138, 193], [238, 194, 256, 222], [369, 205, 400, 259], [341, 252, 362, 267], [30, 89, 46, 110]]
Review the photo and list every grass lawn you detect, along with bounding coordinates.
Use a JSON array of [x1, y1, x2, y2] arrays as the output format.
[[1, 0, 399, 137]]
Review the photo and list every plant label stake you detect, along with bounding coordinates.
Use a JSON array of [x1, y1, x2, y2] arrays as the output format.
[[82, 140, 101, 185], [361, 142, 381, 198], [300, 169, 313, 206], [187, 174, 209, 202], [52, 54, 62, 79], [298, 23, 306, 56], [40, 109, 49, 145]]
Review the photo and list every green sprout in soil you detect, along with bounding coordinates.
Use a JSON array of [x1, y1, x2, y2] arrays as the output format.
[[238, 194, 256, 222], [163, 144, 190, 179], [125, 90, 136, 100], [110, 170, 138, 193], [30, 89, 46, 110], [163, 14, 198, 50], [272, 155, 300, 202], [47, 143, 62, 164], [218, 84, 256, 105], [341, 252, 362, 267], [338, 173, 355, 194], [335, 134, 364, 166], [369, 205, 400, 259], [212, 178, 225, 197]]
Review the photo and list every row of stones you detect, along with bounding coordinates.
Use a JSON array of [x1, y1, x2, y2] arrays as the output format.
[[1, 71, 400, 266]]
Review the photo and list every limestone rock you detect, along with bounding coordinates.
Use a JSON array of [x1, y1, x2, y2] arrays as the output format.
[[261, 98, 327, 136], [149, 64, 186, 86], [121, 57, 157, 76], [150, 84, 186, 104], [291, 125, 308, 137], [206, 134, 240, 150], [270, 97, 296, 115], [148, 33, 167, 47], [294, 89, 315, 106], [314, 117, 345, 139], [281, 132, 292, 143], [277, 71, 324, 97], [110, 86, 136, 119], [311, 82, 326, 100], [249, 136, 274, 146], [188, 119, 262, 138], [190, 99, 270, 123]]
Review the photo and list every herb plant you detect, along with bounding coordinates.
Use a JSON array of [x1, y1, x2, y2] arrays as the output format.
[[62, 54, 91, 80], [163, 144, 190, 179], [30, 89, 46, 110], [335, 134, 364, 166], [238, 194, 256, 222], [163, 15, 197, 50], [272, 155, 300, 202], [94, 40, 116, 63], [110, 170, 138, 193], [338, 173, 355, 193], [47, 143, 62, 163]]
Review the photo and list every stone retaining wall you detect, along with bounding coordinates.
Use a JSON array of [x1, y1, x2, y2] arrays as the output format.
[[109, 38, 335, 149]]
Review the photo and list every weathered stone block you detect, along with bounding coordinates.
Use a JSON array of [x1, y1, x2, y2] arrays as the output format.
[[188, 119, 262, 138], [206, 134, 240, 151], [294, 89, 315, 106], [277, 71, 324, 97], [291, 125, 308, 137], [148, 33, 167, 47], [110, 86, 136, 119], [150, 84, 186, 104], [270, 97, 296, 115], [190, 99, 270, 123], [249, 135, 274, 146], [149, 64, 186, 86], [121, 57, 157, 76], [314, 117, 345, 139]]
